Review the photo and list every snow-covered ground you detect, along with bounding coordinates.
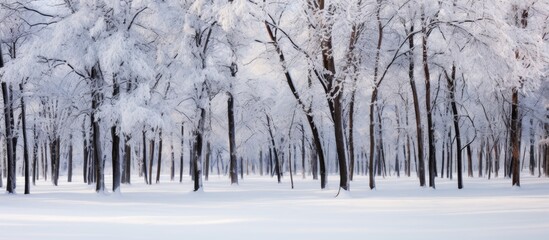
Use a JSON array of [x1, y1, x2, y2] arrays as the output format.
[[1, 174, 548, 240]]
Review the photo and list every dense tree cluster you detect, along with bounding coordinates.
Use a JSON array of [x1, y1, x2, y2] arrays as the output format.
[[0, 0, 548, 194]]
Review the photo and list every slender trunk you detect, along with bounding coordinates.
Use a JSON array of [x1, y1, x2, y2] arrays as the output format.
[[156, 129, 163, 183], [266, 114, 281, 183], [192, 108, 206, 191], [510, 88, 521, 186], [205, 141, 210, 181], [445, 65, 463, 188], [288, 144, 294, 189], [170, 134, 175, 181], [180, 123, 184, 183], [529, 119, 535, 175], [112, 77, 120, 192], [479, 139, 484, 178], [301, 125, 306, 179], [467, 138, 473, 177], [142, 130, 149, 184], [83, 119, 88, 183], [2, 81, 15, 193], [149, 135, 154, 185], [123, 136, 131, 184], [20, 83, 30, 194], [32, 123, 38, 185], [228, 92, 238, 184], [422, 10, 436, 189]]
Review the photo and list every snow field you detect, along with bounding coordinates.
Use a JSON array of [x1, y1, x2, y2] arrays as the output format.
[[1, 174, 548, 240]]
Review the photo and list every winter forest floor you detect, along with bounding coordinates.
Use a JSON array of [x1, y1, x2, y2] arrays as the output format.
[[1, 173, 548, 240]]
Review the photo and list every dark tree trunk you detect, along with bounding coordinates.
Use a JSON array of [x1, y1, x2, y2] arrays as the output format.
[[180, 123, 184, 183], [205, 141, 210, 181], [123, 136, 131, 184], [142, 130, 149, 184], [529, 119, 535, 175], [20, 83, 30, 194], [112, 77, 121, 192], [266, 114, 281, 183], [445, 65, 463, 188], [68, 135, 73, 183], [510, 88, 521, 186], [192, 108, 206, 191], [407, 24, 426, 187], [83, 119, 89, 183], [91, 63, 105, 193], [479, 140, 484, 178], [156, 129, 163, 184], [288, 145, 294, 189], [2, 82, 15, 193], [467, 139, 473, 177], [228, 92, 238, 185], [301, 125, 306, 179], [149, 135, 154, 185], [33, 123, 38, 185], [170, 134, 175, 181], [50, 137, 60, 186], [421, 13, 436, 189]]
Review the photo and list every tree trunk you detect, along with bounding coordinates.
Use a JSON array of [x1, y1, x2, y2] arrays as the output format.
[[170, 134, 175, 181], [112, 77, 121, 192], [2, 81, 15, 193], [288, 144, 294, 189], [205, 141, 210, 181], [266, 114, 281, 183], [149, 135, 154, 185], [510, 88, 521, 186], [83, 119, 88, 183], [228, 92, 238, 185], [33, 123, 38, 185], [407, 24, 426, 187], [445, 65, 463, 188], [68, 135, 73, 183], [529, 119, 535, 175], [192, 108, 206, 191], [20, 83, 30, 194], [91, 63, 105, 193], [180, 123, 184, 183], [123, 136, 131, 184], [467, 138, 473, 177], [421, 10, 436, 189], [142, 130, 149, 184], [156, 129, 163, 183]]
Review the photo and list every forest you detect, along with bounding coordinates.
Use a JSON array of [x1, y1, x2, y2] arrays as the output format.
[[0, 0, 548, 195]]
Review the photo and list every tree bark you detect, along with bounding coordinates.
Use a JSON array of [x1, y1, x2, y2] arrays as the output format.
[[228, 91, 238, 185], [170, 134, 175, 181], [91, 63, 105, 193], [149, 135, 154, 185], [407, 24, 426, 187], [266, 114, 281, 183], [2, 81, 15, 193], [510, 88, 521, 186], [20, 83, 30, 194], [192, 108, 206, 191], [421, 9, 436, 189], [156, 129, 163, 183], [445, 65, 463, 188], [180, 123, 184, 183], [112, 77, 121, 192], [83, 119, 89, 183], [142, 130, 149, 184]]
